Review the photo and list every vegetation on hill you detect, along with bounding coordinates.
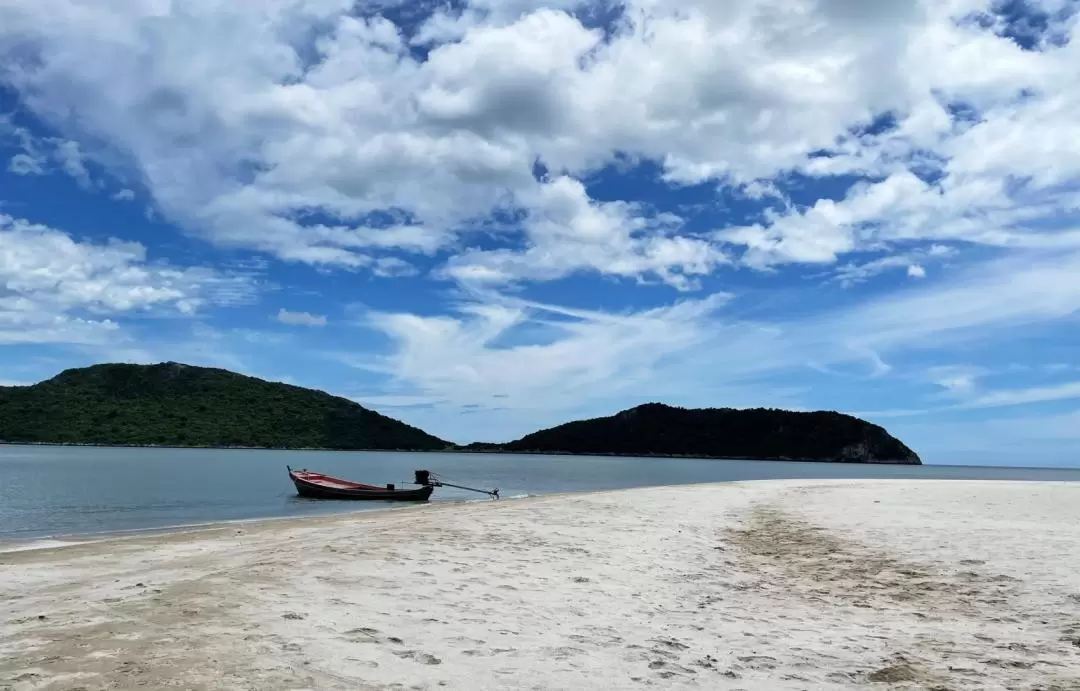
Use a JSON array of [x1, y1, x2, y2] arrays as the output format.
[[0, 362, 448, 450], [0, 364, 920, 463], [466, 402, 921, 464]]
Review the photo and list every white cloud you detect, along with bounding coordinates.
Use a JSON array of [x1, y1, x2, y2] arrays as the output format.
[[832, 253, 933, 287], [0, 214, 258, 344], [112, 189, 136, 201], [818, 250, 1080, 356], [355, 243, 1080, 438], [8, 153, 45, 176], [717, 40, 1080, 270], [960, 380, 1080, 410], [1, 120, 95, 187], [1, 0, 1074, 286], [926, 365, 984, 396], [362, 291, 733, 412], [443, 176, 725, 289], [276, 308, 328, 327], [373, 257, 419, 277], [51, 139, 92, 188], [0, 314, 120, 346]]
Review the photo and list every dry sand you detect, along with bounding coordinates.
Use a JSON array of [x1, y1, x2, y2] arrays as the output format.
[[2, 479, 1080, 690]]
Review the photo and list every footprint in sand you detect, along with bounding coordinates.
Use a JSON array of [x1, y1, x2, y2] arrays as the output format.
[[866, 663, 922, 683], [393, 650, 442, 665], [342, 627, 404, 647], [649, 660, 696, 676], [650, 637, 690, 651], [544, 646, 585, 659], [446, 636, 486, 646], [737, 655, 779, 670]]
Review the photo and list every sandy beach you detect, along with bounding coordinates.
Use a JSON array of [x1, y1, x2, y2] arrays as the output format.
[[2, 480, 1080, 690]]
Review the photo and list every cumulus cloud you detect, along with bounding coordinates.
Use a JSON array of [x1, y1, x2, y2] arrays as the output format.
[[0, 214, 258, 344], [3, 0, 1073, 286], [276, 308, 328, 327], [443, 176, 725, 289]]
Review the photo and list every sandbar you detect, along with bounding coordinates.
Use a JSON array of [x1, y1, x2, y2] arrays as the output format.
[[2, 479, 1079, 689]]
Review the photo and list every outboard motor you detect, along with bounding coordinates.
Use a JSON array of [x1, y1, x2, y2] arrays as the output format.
[[411, 469, 498, 498]]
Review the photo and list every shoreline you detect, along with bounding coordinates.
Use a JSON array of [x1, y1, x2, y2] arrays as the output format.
[[0, 493, 522, 553], [7, 438, 1080, 470], [0, 441, 921, 464], [3, 479, 1080, 689], [3, 473, 1079, 550]]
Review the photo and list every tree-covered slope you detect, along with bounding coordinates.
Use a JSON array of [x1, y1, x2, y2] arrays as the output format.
[[0, 364, 920, 463], [0, 362, 448, 450], [486, 402, 921, 464]]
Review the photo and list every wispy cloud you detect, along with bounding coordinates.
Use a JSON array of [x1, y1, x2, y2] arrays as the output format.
[[363, 292, 733, 411], [276, 309, 328, 328], [1, 120, 95, 188], [925, 365, 985, 397], [8, 153, 44, 176], [959, 381, 1080, 410]]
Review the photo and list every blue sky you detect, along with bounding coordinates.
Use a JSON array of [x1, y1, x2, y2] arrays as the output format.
[[2, 0, 1080, 466]]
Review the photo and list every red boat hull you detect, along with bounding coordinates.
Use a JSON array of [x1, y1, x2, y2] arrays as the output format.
[[287, 467, 434, 501]]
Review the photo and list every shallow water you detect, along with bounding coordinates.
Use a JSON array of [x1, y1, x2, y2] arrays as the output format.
[[2, 445, 1079, 541]]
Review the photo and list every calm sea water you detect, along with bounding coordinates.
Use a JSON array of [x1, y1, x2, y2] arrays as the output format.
[[2, 445, 1079, 542]]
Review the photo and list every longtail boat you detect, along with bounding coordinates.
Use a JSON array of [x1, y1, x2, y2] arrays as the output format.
[[286, 466, 500, 501], [287, 466, 434, 501]]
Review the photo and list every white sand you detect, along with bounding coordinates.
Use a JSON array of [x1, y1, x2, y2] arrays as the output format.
[[2, 479, 1080, 690]]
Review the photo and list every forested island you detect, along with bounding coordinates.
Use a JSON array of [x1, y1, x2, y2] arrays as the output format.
[[465, 402, 921, 464], [0, 362, 446, 450], [0, 362, 920, 464]]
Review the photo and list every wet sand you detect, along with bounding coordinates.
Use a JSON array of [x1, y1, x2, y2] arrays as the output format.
[[2, 479, 1079, 690]]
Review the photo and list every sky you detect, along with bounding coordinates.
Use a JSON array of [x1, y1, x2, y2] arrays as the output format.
[[1, 0, 1080, 466]]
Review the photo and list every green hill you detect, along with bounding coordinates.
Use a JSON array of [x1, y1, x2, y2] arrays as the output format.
[[0, 362, 448, 450], [0, 363, 920, 463], [467, 402, 920, 464]]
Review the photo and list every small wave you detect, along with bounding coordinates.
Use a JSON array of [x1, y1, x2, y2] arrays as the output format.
[[0, 538, 81, 553]]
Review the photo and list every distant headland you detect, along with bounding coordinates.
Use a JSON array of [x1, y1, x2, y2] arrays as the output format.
[[0, 362, 920, 464]]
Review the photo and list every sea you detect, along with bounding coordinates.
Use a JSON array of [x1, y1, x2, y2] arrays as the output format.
[[2, 445, 1080, 545]]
